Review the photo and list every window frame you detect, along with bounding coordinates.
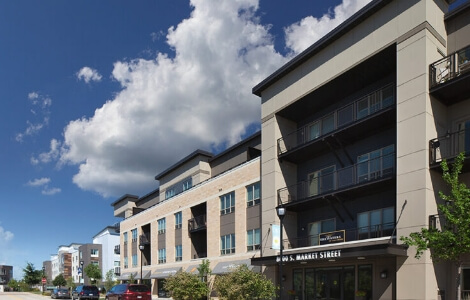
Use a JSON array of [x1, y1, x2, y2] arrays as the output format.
[[158, 218, 166, 234], [247, 182, 261, 207], [220, 233, 235, 255], [220, 191, 235, 215], [175, 245, 182, 261], [158, 248, 167, 264], [175, 211, 182, 229], [247, 228, 261, 251]]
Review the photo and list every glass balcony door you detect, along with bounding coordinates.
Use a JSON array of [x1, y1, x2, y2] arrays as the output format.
[[308, 166, 336, 197]]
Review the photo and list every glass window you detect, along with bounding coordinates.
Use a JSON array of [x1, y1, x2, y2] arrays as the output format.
[[182, 178, 192, 191], [165, 188, 175, 199], [220, 191, 235, 215], [357, 145, 394, 182], [123, 232, 128, 244], [322, 113, 335, 134], [175, 212, 182, 229], [221, 234, 235, 255], [247, 229, 260, 251], [90, 249, 99, 257], [124, 257, 128, 269], [358, 207, 394, 239], [358, 265, 372, 299], [308, 165, 336, 197], [132, 254, 137, 267], [247, 182, 260, 207], [131, 229, 137, 242], [158, 218, 166, 234], [158, 248, 166, 264], [308, 219, 335, 246], [175, 245, 182, 261]]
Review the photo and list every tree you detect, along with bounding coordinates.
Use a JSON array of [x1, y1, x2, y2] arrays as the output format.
[[164, 271, 209, 300], [66, 276, 76, 291], [104, 269, 117, 292], [53, 274, 67, 288], [23, 262, 41, 287], [8, 278, 19, 291], [401, 152, 470, 300], [213, 265, 276, 300], [84, 264, 102, 284], [197, 259, 212, 299]]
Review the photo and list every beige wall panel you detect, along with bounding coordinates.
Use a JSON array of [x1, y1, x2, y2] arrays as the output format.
[[397, 113, 429, 158], [397, 262, 435, 300], [397, 75, 428, 106], [397, 149, 428, 175]]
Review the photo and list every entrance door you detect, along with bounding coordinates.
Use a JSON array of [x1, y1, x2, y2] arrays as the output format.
[[311, 267, 355, 300]]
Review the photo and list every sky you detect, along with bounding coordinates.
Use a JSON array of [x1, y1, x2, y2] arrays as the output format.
[[0, 0, 465, 280]]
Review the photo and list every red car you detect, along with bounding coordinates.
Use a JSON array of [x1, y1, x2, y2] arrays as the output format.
[[105, 284, 151, 300]]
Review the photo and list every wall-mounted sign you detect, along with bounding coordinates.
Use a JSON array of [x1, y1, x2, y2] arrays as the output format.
[[276, 249, 342, 263], [319, 230, 345, 245], [272, 224, 280, 250]]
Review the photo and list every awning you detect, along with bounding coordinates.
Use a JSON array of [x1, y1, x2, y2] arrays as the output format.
[[117, 272, 137, 280], [151, 267, 182, 279], [212, 259, 260, 275], [186, 265, 199, 274], [137, 270, 151, 280]]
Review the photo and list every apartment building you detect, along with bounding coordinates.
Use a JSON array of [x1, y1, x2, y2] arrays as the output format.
[[0, 265, 13, 291], [251, 0, 470, 299], [79, 243, 103, 285], [113, 132, 261, 297], [92, 226, 120, 282]]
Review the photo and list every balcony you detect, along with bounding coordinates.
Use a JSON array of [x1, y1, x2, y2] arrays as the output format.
[[429, 130, 470, 171], [278, 152, 395, 209], [429, 44, 470, 105], [114, 245, 120, 254], [139, 234, 150, 245], [188, 214, 207, 233], [282, 223, 395, 250], [278, 84, 395, 163], [114, 267, 121, 276]]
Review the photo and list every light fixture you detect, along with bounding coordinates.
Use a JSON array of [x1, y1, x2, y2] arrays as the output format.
[[357, 257, 365, 260], [380, 270, 388, 279]]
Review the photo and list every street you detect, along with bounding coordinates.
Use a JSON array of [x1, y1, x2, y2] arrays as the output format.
[[0, 293, 47, 300]]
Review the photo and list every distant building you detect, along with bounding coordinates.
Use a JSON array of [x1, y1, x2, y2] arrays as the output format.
[[48, 243, 82, 283], [92, 226, 120, 282], [79, 243, 102, 285], [0, 265, 13, 290]]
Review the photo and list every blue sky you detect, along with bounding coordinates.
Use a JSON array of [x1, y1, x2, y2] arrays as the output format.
[[0, 0, 464, 280]]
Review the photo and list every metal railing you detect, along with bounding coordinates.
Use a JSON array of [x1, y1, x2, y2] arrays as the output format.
[[429, 129, 470, 165], [188, 214, 207, 232], [114, 245, 120, 254], [277, 84, 394, 155], [278, 152, 395, 205], [282, 223, 395, 249], [430, 45, 470, 88]]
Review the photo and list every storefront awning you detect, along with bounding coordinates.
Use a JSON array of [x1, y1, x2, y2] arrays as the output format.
[[151, 267, 182, 279], [137, 270, 151, 279], [251, 241, 408, 266], [117, 272, 137, 280], [212, 259, 260, 275], [186, 265, 199, 274]]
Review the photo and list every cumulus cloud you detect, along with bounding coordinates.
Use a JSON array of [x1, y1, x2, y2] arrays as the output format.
[[26, 177, 61, 196], [77, 67, 102, 83], [31, 139, 62, 165], [26, 177, 51, 187], [37, 0, 369, 198], [0, 226, 14, 243], [42, 187, 61, 196], [284, 0, 372, 55], [16, 92, 51, 142]]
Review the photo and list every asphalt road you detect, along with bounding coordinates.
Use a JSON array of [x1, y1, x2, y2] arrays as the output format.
[[0, 293, 48, 300]]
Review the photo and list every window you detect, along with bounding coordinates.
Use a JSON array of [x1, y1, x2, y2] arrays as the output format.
[[220, 191, 235, 215], [357, 207, 394, 239], [165, 187, 175, 199], [132, 254, 137, 267], [308, 165, 336, 196], [457, 120, 470, 154], [175, 212, 182, 229], [308, 219, 335, 246], [247, 229, 260, 251], [158, 248, 166, 264], [247, 182, 260, 207], [131, 229, 138, 242], [91, 261, 99, 266], [175, 245, 182, 261], [357, 145, 394, 182], [182, 178, 192, 191], [157, 218, 166, 234], [221, 234, 235, 255], [357, 85, 394, 119], [462, 268, 470, 298], [124, 257, 128, 269], [91, 249, 99, 257], [123, 232, 128, 244]]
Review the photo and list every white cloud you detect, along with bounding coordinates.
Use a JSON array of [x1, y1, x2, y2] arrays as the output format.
[[33, 139, 62, 164], [16, 92, 51, 142], [77, 67, 102, 83], [26, 177, 51, 187], [0, 226, 14, 243], [284, 0, 372, 55], [38, 0, 369, 198], [42, 187, 61, 195]]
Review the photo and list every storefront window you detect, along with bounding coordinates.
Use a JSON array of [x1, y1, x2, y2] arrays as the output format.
[[358, 265, 372, 300], [462, 268, 470, 299]]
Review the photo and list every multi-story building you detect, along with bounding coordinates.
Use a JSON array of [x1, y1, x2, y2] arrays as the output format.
[[43, 260, 52, 282], [251, 0, 470, 299], [113, 132, 262, 297], [0, 265, 13, 291], [78, 243, 103, 285], [92, 226, 120, 282], [49, 244, 82, 282]]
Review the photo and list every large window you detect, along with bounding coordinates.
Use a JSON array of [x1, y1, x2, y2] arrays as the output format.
[[308, 166, 336, 197], [165, 187, 175, 199], [175, 245, 182, 261], [357, 207, 394, 239], [131, 229, 137, 242], [182, 178, 192, 191], [123, 232, 128, 244], [91, 249, 99, 257], [220, 191, 235, 215], [247, 182, 260, 207], [158, 248, 166, 264], [132, 254, 137, 267], [175, 212, 182, 229], [247, 229, 260, 251], [308, 219, 335, 246], [158, 218, 166, 234], [123, 257, 128, 269], [357, 145, 394, 183], [221, 234, 235, 255]]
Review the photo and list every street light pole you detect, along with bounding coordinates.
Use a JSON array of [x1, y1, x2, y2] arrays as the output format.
[[139, 240, 145, 284], [80, 261, 84, 285], [42, 266, 45, 294], [277, 206, 286, 300]]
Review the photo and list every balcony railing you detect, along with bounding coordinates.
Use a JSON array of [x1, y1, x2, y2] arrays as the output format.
[[114, 245, 120, 254], [188, 214, 207, 232], [278, 152, 395, 205], [430, 45, 470, 88], [114, 267, 121, 276], [282, 223, 395, 250], [278, 84, 394, 155], [430, 129, 470, 165]]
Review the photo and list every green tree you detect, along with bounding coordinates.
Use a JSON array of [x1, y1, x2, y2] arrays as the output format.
[[104, 269, 116, 292], [401, 153, 470, 300], [22, 262, 41, 287], [84, 264, 102, 284], [8, 278, 19, 291], [197, 259, 212, 300], [213, 265, 276, 300], [129, 273, 136, 284], [52, 274, 67, 287], [164, 271, 209, 300]]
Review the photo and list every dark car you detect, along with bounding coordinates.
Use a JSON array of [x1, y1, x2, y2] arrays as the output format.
[[72, 285, 100, 300], [105, 284, 151, 300], [51, 288, 71, 299]]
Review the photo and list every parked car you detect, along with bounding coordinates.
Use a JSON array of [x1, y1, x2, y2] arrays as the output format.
[[72, 285, 100, 300], [105, 284, 151, 300], [51, 288, 71, 299]]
